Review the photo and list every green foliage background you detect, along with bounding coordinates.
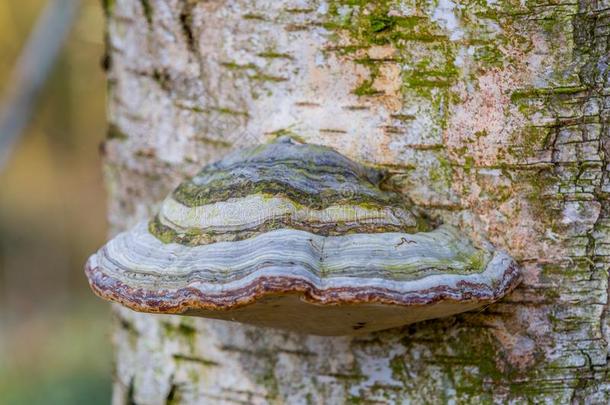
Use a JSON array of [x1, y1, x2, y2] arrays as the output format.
[[0, 1, 111, 403]]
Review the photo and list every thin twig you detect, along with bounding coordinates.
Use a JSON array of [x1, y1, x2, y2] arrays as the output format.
[[0, 0, 80, 171]]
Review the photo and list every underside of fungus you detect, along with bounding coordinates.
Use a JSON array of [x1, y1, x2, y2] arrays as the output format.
[[85, 136, 521, 335]]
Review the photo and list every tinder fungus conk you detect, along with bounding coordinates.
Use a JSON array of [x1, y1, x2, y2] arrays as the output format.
[[85, 137, 520, 335]]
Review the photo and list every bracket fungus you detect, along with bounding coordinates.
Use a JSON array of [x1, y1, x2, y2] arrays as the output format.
[[85, 137, 521, 335]]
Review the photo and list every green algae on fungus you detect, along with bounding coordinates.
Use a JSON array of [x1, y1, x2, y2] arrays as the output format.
[[85, 137, 520, 335]]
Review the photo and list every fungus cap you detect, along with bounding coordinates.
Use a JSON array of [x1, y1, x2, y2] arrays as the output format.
[[85, 137, 520, 335]]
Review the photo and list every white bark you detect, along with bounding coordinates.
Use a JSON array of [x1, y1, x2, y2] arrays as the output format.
[[102, 0, 609, 403]]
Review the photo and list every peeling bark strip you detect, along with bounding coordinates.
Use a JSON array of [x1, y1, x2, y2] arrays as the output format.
[[103, 0, 608, 403]]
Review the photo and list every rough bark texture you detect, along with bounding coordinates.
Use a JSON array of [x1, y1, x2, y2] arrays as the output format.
[[101, 0, 609, 403]]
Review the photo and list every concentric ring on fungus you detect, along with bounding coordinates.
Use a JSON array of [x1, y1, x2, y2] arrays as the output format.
[[85, 136, 521, 335]]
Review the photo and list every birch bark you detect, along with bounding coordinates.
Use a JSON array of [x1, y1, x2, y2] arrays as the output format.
[[101, 0, 609, 403]]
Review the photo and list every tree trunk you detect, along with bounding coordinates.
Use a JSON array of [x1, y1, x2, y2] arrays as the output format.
[[101, 0, 609, 403]]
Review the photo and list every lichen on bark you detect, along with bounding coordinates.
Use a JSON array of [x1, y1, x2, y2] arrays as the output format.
[[101, 0, 609, 403]]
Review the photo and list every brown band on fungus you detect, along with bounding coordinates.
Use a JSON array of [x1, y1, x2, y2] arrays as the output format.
[[86, 257, 521, 314]]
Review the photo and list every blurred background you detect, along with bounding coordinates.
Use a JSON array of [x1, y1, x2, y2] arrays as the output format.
[[0, 1, 111, 403]]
